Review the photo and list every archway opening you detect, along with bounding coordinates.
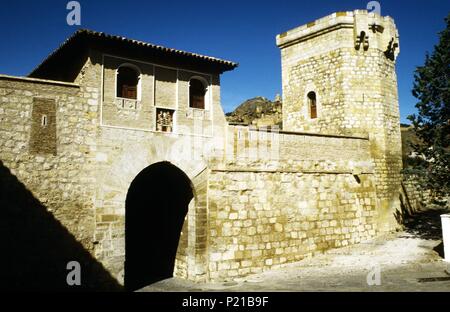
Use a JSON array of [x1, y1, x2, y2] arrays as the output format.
[[189, 78, 207, 109], [117, 65, 140, 99], [307, 91, 317, 119], [124, 161, 193, 291]]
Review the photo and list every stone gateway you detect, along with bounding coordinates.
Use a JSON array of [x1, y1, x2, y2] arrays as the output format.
[[0, 10, 402, 290]]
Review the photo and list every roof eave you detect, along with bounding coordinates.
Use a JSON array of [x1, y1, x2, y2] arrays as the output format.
[[29, 29, 238, 78]]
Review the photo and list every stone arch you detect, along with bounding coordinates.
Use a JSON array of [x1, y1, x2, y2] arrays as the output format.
[[124, 161, 194, 291], [93, 135, 210, 287], [303, 84, 321, 120], [116, 63, 142, 100], [307, 91, 317, 119], [189, 76, 209, 110]]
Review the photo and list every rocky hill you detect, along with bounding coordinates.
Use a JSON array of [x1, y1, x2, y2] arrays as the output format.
[[225, 96, 282, 127]]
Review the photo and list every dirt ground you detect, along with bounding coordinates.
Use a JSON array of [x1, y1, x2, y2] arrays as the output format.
[[141, 210, 450, 292]]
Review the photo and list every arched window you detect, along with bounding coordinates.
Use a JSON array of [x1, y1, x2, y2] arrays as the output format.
[[117, 65, 140, 100], [189, 78, 207, 109], [307, 91, 317, 119]]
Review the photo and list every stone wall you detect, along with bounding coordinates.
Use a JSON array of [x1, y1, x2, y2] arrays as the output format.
[[175, 168, 209, 281], [0, 75, 98, 251], [224, 126, 372, 171], [207, 170, 378, 280], [400, 174, 432, 215], [0, 75, 121, 289], [204, 127, 378, 280]]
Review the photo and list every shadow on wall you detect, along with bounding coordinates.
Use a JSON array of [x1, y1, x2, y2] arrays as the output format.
[[0, 160, 122, 291], [397, 186, 419, 225], [395, 194, 407, 226]]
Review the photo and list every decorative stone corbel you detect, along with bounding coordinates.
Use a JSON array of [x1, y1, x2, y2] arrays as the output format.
[[369, 23, 384, 33], [355, 31, 369, 51], [354, 12, 370, 51], [384, 37, 399, 61]]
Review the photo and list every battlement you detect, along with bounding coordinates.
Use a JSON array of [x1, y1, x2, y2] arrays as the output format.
[[277, 10, 399, 59]]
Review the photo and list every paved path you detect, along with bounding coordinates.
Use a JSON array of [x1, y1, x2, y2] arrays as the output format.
[[141, 232, 450, 292]]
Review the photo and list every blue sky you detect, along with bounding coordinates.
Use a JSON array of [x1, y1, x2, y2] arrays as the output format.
[[0, 0, 449, 123]]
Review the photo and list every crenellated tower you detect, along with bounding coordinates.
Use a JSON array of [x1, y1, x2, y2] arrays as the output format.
[[277, 10, 402, 232]]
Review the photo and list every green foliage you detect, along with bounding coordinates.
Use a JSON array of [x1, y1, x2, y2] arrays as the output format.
[[407, 13, 450, 196]]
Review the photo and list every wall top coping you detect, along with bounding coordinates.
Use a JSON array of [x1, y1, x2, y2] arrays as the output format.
[[229, 125, 369, 140], [276, 10, 395, 49], [0, 74, 80, 88]]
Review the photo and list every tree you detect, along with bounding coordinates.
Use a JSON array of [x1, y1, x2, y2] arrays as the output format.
[[407, 13, 450, 197]]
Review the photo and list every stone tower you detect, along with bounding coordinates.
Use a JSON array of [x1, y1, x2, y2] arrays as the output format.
[[276, 10, 402, 232]]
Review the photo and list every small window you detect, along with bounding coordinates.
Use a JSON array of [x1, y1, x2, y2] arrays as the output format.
[[189, 78, 206, 109], [41, 114, 48, 127], [117, 66, 139, 99], [307, 91, 317, 119]]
